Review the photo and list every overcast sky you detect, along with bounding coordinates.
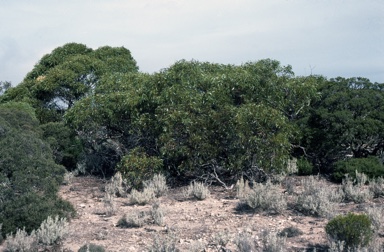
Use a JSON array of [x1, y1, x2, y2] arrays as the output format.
[[1, 0, 383, 85]]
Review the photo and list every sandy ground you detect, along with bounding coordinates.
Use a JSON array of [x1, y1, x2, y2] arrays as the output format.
[[1, 175, 383, 251]]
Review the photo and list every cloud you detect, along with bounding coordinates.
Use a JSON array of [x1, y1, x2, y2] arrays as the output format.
[[0, 0, 383, 84]]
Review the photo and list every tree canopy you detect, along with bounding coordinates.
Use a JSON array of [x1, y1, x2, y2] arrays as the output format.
[[1, 42, 384, 235]]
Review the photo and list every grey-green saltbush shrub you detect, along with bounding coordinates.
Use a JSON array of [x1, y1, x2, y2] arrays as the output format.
[[78, 243, 106, 252], [117, 211, 147, 228], [144, 173, 168, 197], [36, 215, 68, 246], [326, 213, 373, 250], [183, 181, 210, 200], [235, 231, 257, 252], [150, 202, 165, 226], [129, 187, 155, 205], [295, 176, 343, 218], [342, 172, 373, 203], [148, 231, 179, 252], [244, 180, 286, 214], [369, 176, 384, 198], [262, 230, 287, 252], [5, 228, 37, 252]]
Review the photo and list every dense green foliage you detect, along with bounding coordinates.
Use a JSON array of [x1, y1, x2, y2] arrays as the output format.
[[0, 102, 74, 237], [1, 43, 384, 237], [65, 59, 320, 182], [332, 156, 384, 182], [301, 77, 384, 172], [297, 157, 314, 176], [326, 213, 373, 249]]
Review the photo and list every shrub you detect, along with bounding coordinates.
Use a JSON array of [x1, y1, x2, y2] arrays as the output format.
[[144, 173, 168, 197], [183, 181, 210, 200], [325, 213, 373, 250], [150, 202, 165, 226], [369, 176, 384, 198], [244, 180, 286, 214], [129, 187, 155, 205], [117, 148, 163, 189], [332, 157, 384, 183], [211, 230, 231, 249], [295, 176, 343, 218], [106, 171, 126, 197], [5, 228, 37, 252], [235, 231, 257, 252], [78, 243, 106, 252], [236, 177, 251, 199], [35, 215, 68, 246], [117, 211, 147, 228], [297, 157, 313, 176], [0, 224, 3, 244], [365, 205, 384, 235], [342, 173, 373, 203], [147, 231, 179, 252], [278, 226, 303, 238], [262, 230, 287, 252]]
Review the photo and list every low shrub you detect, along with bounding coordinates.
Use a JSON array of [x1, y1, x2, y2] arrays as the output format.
[[262, 230, 287, 252], [297, 157, 313, 176], [117, 211, 147, 228], [234, 231, 257, 252], [150, 202, 165, 226], [325, 213, 373, 250], [369, 176, 384, 198], [116, 148, 163, 189], [236, 177, 251, 199], [5, 228, 37, 252], [295, 176, 343, 218], [244, 180, 286, 214], [129, 187, 155, 205], [342, 173, 373, 203], [278, 226, 303, 238], [35, 215, 68, 246], [365, 205, 384, 235], [78, 243, 106, 252], [147, 231, 179, 252], [183, 181, 210, 200], [144, 173, 168, 197]]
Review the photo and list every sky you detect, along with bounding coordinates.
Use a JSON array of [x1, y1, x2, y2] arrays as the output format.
[[0, 0, 383, 86]]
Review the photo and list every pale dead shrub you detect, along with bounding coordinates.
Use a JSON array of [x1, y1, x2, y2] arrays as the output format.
[[183, 181, 210, 200]]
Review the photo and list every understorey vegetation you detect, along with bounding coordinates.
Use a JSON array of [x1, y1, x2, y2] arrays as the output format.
[[1, 42, 384, 249]]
